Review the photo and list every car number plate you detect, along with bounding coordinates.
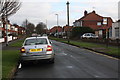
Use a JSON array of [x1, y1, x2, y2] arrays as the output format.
[[30, 49, 42, 52]]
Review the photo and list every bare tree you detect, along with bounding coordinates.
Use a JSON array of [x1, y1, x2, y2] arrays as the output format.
[[0, 0, 21, 19], [0, 0, 21, 44]]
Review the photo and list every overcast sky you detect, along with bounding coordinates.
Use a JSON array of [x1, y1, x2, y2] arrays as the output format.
[[9, 0, 120, 29]]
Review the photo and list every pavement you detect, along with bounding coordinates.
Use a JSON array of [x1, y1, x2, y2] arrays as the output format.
[[13, 40, 119, 79]]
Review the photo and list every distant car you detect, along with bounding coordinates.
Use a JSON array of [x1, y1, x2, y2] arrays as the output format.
[[32, 33, 38, 37], [20, 36, 55, 64], [42, 34, 47, 37], [63, 36, 67, 39], [81, 33, 98, 38], [54, 33, 58, 37]]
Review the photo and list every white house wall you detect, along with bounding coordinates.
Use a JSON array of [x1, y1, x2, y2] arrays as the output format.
[[111, 22, 120, 39]]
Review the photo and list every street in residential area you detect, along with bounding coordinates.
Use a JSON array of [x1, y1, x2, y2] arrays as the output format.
[[1, 0, 120, 80], [14, 40, 118, 78]]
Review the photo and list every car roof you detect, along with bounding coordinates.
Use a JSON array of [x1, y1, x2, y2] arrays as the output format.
[[25, 36, 48, 40], [84, 33, 94, 34], [85, 33, 93, 34]]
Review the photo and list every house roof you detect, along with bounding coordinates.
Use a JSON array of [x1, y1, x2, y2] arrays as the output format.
[[77, 11, 113, 22], [78, 11, 103, 21], [74, 10, 113, 30], [50, 26, 62, 33]]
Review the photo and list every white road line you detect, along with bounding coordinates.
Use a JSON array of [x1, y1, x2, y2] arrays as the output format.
[[66, 66, 73, 68], [62, 52, 67, 55], [94, 75, 100, 78], [70, 55, 72, 57], [18, 63, 22, 69]]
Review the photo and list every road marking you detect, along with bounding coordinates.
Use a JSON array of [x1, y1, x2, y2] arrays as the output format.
[[88, 50, 119, 60], [66, 66, 73, 69], [62, 52, 67, 55], [18, 63, 22, 69], [94, 75, 100, 78], [64, 53, 67, 55], [70, 55, 73, 57]]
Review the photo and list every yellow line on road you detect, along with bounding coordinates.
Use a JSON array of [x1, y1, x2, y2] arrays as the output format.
[[87, 50, 119, 60]]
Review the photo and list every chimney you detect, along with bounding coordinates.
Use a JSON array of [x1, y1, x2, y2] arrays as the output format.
[[84, 10, 87, 16], [92, 10, 96, 14]]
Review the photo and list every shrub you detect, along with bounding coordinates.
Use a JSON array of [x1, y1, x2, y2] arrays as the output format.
[[71, 27, 94, 38]]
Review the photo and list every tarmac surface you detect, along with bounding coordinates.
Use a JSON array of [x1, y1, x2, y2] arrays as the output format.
[[13, 40, 119, 79]]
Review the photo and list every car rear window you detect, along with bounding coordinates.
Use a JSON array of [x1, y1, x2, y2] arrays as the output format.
[[24, 38, 48, 45], [86, 34, 90, 36]]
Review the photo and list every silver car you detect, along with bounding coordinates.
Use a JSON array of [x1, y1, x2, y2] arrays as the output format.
[[81, 33, 98, 39], [20, 36, 55, 64]]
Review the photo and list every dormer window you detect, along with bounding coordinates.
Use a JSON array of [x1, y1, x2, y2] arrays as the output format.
[[103, 18, 107, 24]]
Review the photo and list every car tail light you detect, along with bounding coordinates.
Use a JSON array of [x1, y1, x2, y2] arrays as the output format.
[[20, 47, 25, 53], [47, 45, 52, 51]]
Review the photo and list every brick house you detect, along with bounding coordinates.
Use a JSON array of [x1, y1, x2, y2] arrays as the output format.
[[49, 26, 62, 35], [63, 25, 73, 36], [73, 10, 113, 38]]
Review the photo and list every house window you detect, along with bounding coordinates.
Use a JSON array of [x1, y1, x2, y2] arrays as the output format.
[[103, 18, 107, 24], [80, 21, 82, 26], [97, 22, 101, 26], [115, 27, 119, 38]]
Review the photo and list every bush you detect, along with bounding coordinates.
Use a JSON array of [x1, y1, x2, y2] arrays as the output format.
[[71, 27, 94, 38]]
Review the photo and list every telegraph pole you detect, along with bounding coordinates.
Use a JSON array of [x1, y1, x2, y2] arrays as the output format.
[[66, 1, 70, 43], [5, 0, 8, 46]]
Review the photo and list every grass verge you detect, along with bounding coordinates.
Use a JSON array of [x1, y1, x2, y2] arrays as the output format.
[[9, 39, 24, 47], [2, 50, 20, 79], [2, 38, 25, 79], [49, 37, 120, 57], [0, 50, 2, 80]]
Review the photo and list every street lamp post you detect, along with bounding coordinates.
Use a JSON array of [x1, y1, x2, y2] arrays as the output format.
[[66, 1, 70, 43], [55, 14, 59, 26], [55, 14, 59, 38]]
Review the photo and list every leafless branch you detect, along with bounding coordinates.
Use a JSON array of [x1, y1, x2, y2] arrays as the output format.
[[0, 0, 21, 19]]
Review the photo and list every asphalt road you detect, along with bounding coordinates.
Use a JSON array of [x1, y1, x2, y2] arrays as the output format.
[[14, 40, 119, 79]]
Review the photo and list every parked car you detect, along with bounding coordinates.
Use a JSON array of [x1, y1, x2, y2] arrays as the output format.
[[20, 36, 55, 65], [81, 33, 98, 38]]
